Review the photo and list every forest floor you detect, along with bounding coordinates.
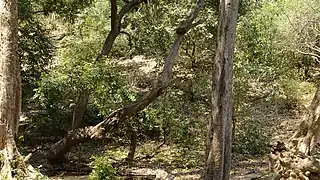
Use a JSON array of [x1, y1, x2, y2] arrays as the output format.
[[230, 101, 305, 180], [20, 95, 311, 180], [49, 101, 305, 179]]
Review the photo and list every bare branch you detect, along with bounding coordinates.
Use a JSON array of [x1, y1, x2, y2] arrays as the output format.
[[283, 11, 313, 42], [295, 49, 320, 59], [118, 0, 144, 21], [306, 44, 320, 53], [182, 40, 196, 59], [191, 20, 204, 29], [176, 1, 205, 35]]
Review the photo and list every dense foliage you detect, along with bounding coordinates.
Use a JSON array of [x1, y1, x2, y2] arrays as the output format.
[[14, 0, 320, 178]]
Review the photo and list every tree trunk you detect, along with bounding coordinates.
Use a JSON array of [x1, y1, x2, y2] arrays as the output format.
[[0, 0, 43, 178], [204, 0, 239, 179], [126, 128, 137, 164], [268, 85, 320, 179], [69, 0, 145, 133], [71, 91, 89, 130], [291, 84, 320, 155], [46, 0, 205, 162], [0, 0, 21, 177]]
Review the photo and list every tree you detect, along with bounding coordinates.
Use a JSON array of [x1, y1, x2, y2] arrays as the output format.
[[45, 0, 205, 162], [204, 0, 239, 179], [19, 0, 94, 111], [269, 84, 320, 179], [71, 0, 147, 130], [0, 0, 43, 178], [0, 0, 21, 177], [266, 1, 320, 179], [291, 85, 320, 154]]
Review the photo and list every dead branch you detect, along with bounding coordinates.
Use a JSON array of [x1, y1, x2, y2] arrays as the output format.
[[295, 49, 320, 62]]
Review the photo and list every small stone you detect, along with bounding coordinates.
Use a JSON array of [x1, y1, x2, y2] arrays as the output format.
[[282, 172, 290, 178], [305, 171, 311, 176], [289, 171, 297, 178]]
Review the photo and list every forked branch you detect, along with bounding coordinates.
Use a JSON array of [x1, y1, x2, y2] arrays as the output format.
[[96, 0, 145, 62]]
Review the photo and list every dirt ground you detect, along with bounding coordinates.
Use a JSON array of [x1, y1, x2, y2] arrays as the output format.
[[47, 99, 307, 180], [18, 82, 314, 180]]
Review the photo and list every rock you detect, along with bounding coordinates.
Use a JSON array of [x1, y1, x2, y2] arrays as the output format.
[[305, 171, 311, 176], [155, 169, 170, 180]]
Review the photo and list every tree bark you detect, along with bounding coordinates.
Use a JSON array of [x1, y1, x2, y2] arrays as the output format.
[[126, 128, 137, 163], [46, 0, 205, 162], [291, 84, 320, 155], [71, 91, 89, 130], [0, 0, 21, 177], [267, 85, 320, 179], [0, 0, 43, 178], [204, 0, 239, 179], [0, 0, 20, 141]]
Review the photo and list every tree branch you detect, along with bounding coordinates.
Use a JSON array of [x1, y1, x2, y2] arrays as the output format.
[[96, 0, 144, 62], [306, 44, 320, 54], [295, 49, 320, 60], [110, 0, 118, 31], [46, 0, 205, 162], [177, 3, 204, 34]]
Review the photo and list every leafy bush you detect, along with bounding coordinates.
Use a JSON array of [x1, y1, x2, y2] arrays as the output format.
[[279, 79, 315, 108], [233, 117, 270, 155], [89, 156, 117, 180]]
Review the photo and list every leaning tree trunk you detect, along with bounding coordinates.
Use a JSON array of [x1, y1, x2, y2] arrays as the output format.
[[46, 0, 205, 163], [0, 0, 43, 179], [204, 0, 239, 179], [69, 0, 144, 130], [269, 84, 320, 179]]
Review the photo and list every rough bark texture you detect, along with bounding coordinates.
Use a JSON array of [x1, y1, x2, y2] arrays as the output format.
[[292, 84, 320, 155], [0, 0, 43, 178], [204, 0, 239, 179], [71, 91, 89, 130], [0, 0, 20, 142], [126, 128, 137, 163], [46, 0, 205, 162], [0, 0, 21, 175], [269, 84, 320, 179]]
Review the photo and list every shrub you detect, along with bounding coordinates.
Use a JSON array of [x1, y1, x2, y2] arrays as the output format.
[[233, 117, 270, 155], [89, 156, 117, 180]]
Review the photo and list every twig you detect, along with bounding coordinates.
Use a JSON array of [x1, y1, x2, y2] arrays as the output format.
[[135, 141, 167, 160], [295, 49, 320, 61]]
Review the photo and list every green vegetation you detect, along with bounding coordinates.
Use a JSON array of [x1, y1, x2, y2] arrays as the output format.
[[89, 155, 117, 180], [1, 0, 319, 179]]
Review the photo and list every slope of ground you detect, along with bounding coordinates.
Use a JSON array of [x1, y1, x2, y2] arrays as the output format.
[[47, 98, 309, 180]]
